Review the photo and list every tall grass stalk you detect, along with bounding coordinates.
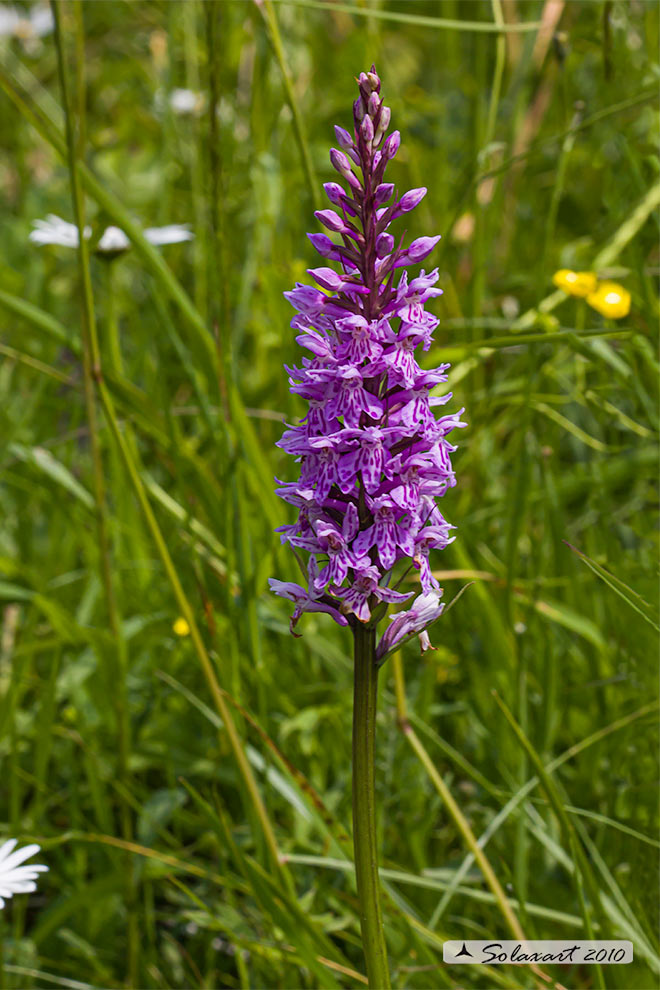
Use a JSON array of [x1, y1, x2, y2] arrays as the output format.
[[52, 4, 138, 982], [392, 655, 525, 940], [54, 0, 289, 903]]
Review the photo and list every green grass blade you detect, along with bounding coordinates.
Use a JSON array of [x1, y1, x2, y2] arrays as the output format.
[[565, 541, 660, 631]]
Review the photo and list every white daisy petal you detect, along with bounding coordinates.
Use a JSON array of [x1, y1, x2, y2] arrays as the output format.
[[97, 226, 130, 253], [169, 88, 203, 115], [144, 224, 194, 245], [30, 5, 53, 36], [0, 839, 18, 862], [0, 843, 42, 871], [0, 839, 47, 909], [3, 880, 37, 894], [29, 215, 91, 248], [0, 7, 20, 37]]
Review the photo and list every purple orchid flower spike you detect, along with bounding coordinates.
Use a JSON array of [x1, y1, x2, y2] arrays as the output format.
[[269, 66, 466, 989], [270, 66, 465, 656]]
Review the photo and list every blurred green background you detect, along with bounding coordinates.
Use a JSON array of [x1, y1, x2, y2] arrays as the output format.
[[1, 1, 658, 987]]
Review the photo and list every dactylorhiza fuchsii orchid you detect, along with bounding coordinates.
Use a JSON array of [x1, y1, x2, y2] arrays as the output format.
[[270, 67, 466, 664], [269, 67, 466, 989]]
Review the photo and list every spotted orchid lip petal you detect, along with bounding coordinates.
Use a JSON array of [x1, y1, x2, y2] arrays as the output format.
[[269, 66, 464, 635]]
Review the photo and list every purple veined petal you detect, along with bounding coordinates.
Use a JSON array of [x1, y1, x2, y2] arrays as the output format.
[[295, 329, 334, 359], [359, 448, 382, 492], [323, 182, 346, 206], [429, 391, 454, 408], [284, 283, 326, 315], [303, 601, 349, 626], [374, 523, 396, 569], [343, 501, 359, 542], [356, 431, 385, 492], [329, 152, 362, 191], [332, 566, 381, 622], [397, 187, 427, 213], [382, 130, 400, 159], [307, 432, 344, 450], [313, 450, 339, 501], [289, 532, 321, 552], [330, 148, 353, 174], [376, 232, 394, 258], [353, 523, 376, 557], [374, 183, 394, 206], [415, 553, 441, 594], [314, 209, 346, 233], [336, 448, 361, 494], [268, 578, 309, 605], [357, 71, 372, 95], [409, 267, 441, 290], [375, 590, 445, 661], [361, 114, 374, 143], [334, 125, 360, 164], [374, 105, 391, 144], [334, 125, 354, 150], [274, 481, 317, 506], [317, 554, 348, 591], [335, 319, 383, 364], [339, 590, 371, 623], [307, 233, 339, 259], [367, 91, 380, 117], [375, 585, 413, 604], [403, 235, 442, 264], [360, 388, 384, 421], [308, 267, 344, 291]]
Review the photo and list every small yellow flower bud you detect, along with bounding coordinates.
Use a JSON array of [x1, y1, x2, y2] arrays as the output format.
[[173, 617, 190, 637], [586, 282, 631, 320], [552, 269, 598, 298]]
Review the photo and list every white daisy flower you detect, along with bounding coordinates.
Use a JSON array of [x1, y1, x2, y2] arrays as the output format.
[[29, 214, 193, 253], [169, 88, 205, 116], [0, 839, 48, 909], [0, 3, 53, 40], [155, 87, 206, 117]]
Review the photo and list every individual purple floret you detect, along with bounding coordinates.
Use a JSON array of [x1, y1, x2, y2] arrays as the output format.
[[271, 66, 466, 660]]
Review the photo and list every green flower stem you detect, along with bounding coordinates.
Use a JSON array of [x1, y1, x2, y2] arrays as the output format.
[[352, 624, 390, 989], [53, 4, 138, 983], [105, 262, 124, 376]]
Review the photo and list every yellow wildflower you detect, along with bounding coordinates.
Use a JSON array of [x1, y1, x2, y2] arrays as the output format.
[[586, 281, 631, 320], [552, 269, 598, 298], [172, 617, 190, 637]]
